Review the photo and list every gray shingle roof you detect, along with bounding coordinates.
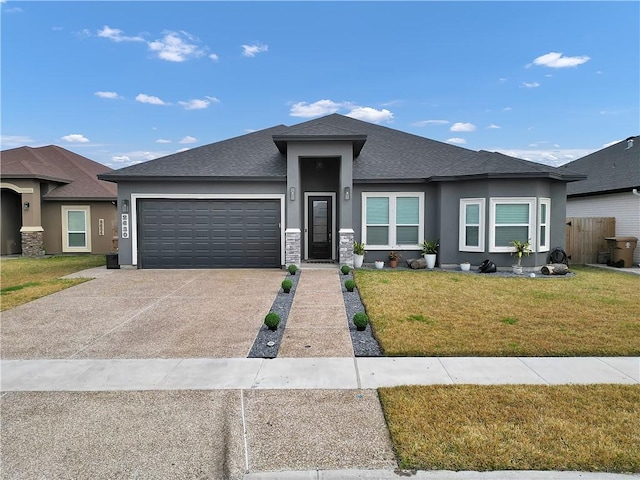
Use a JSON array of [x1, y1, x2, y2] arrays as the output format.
[[560, 136, 640, 196], [99, 114, 582, 183], [1, 145, 117, 200]]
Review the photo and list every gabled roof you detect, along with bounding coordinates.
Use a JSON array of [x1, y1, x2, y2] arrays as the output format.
[[0, 145, 117, 200], [99, 114, 582, 183], [559, 136, 640, 196]]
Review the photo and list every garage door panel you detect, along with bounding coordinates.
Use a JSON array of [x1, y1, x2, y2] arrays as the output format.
[[138, 199, 281, 269]]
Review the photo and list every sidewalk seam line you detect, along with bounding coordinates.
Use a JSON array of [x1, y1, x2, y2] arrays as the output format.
[[240, 388, 250, 473], [517, 357, 550, 385], [595, 357, 639, 383], [437, 358, 455, 384], [250, 359, 266, 389], [353, 357, 362, 389]]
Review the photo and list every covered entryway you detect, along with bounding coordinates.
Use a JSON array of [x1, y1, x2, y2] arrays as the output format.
[[137, 199, 281, 268], [1, 189, 22, 255]]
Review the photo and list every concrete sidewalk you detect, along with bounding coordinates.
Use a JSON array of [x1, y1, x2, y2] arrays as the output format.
[[2, 356, 638, 391]]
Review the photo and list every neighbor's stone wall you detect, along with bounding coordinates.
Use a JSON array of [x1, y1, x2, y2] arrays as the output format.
[[339, 229, 354, 267], [21, 231, 44, 257], [285, 229, 301, 266]]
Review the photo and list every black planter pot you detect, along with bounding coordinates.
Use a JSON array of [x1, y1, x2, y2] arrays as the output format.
[[106, 253, 120, 269]]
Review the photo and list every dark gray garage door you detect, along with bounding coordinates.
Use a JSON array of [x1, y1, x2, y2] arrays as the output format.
[[138, 199, 281, 268]]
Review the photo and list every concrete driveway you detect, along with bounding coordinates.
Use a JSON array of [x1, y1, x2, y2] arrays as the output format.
[[1, 269, 286, 359]]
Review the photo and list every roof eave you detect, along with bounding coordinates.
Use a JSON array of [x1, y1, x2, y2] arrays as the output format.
[[0, 173, 71, 184], [97, 174, 286, 183], [272, 134, 368, 157], [43, 196, 117, 202]]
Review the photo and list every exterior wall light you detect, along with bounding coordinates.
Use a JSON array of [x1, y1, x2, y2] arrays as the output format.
[[344, 187, 351, 201], [23, 202, 30, 210], [122, 199, 129, 213], [290, 187, 296, 201]]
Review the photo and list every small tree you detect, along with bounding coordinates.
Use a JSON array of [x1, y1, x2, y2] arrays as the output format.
[[510, 239, 531, 266]]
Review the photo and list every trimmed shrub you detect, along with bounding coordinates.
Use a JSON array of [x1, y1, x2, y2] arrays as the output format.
[[287, 264, 298, 275], [345, 279, 355, 292], [281, 278, 293, 293], [264, 312, 280, 331], [353, 312, 369, 331], [341, 265, 351, 275]]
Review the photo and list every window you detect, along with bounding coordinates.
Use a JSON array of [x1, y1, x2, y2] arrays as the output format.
[[62, 206, 91, 252], [459, 198, 485, 251], [362, 193, 424, 248], [489, 198, 536, 252], [538, 198, 550, 252]]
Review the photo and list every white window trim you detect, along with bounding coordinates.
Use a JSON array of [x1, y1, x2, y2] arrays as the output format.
[[361, 192, 424, 249], [62, 205, 91, 253], [538, 198, 551, 252], [459, 198, 485, 252], [489, 197, 537, 253]]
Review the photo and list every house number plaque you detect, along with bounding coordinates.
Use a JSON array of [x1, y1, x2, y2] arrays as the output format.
[[121, 214, 129, 239]]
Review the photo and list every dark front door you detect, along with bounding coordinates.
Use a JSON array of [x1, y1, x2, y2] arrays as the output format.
[[308, 196, 332, 259]]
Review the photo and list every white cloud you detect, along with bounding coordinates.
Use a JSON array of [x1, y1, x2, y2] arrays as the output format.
[[178, 136, 197, 144], [135, 93, 167, 105], [503, 107, 512, 112], [176, 147, 191, 153], [529, 51, 590, 68], [155, 139, 172, 144], [1, 135, 34, 147], [346, 107, 393, 123], [499, 78, 507, 83], [241, 43, 268, 57], [522, 82, 540, 88], [450, 122, 476, 132], [97, 25, 144, 43], [112, 155, 131, 163], [495, 147, 594, 167], [290, 99, 343, 117], [178, 96, 220, 110], [487, 124, 501, 129], [602, 139, 621, 148], [61, 134, 89, 143], [148, 31, 205, 62], [411, 120, 449, 127], [94, 91, 120, 99], [209, 53, 219, 61], [446, 138, 467, 145]]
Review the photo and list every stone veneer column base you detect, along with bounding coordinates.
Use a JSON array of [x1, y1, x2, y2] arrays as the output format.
[[285, 228, 301, 266], [21, 230, 44, 257], [339, 229, 355, 267]]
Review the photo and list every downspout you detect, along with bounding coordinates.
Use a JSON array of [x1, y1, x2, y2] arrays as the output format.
[[633, 189, 640, 197]]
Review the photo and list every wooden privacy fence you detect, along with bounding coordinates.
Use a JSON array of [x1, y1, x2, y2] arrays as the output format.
[[565, 217, 615, 264]]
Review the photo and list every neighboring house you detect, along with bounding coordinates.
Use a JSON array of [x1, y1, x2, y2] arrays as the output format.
[[99, 114, 584, 270], [560, 136, 640, 266], [1, 145, 117, 256]]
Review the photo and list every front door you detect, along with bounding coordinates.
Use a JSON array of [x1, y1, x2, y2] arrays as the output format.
[[308, 195, 332, 259]]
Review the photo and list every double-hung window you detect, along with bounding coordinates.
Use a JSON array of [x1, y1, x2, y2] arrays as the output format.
[[62, 206, 91, 252], [459, 198, 485, 251], [538, 198, 551, 252], [362, 193, 424, 248], [489, 198, 536, 252]]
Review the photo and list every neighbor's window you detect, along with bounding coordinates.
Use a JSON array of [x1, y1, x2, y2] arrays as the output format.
[[459, 198, 485, 252], [362, 193, 424, 248], [489, 198, 536, 252], [538, 198, 551, 252], [62, 206, 91, 252]]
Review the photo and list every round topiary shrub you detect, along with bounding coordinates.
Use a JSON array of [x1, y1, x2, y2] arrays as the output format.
[[353, 312, 369, 331], [287, 264, 298, 275], [341, 265, 351, 275], [345, 279, 355, 292], [281, 278, 293, 293], [264, 312, 280, 331]]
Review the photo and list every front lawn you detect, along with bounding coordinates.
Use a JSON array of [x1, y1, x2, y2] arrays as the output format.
[[354, 266, 640, 356], [379, 384, 640, 472], [0, 255, 105, 311]]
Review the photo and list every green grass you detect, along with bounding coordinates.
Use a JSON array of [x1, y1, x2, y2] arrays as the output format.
[[379, 384, 640, 472], [0, 255, 105, 311], [354, 266, 640, 356]]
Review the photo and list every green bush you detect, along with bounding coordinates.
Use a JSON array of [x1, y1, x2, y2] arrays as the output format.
[[341, 265, 351, 275], [345, 279, 355, 292], [264, 312, 280, 330], [287, 264, 298, 275], [281, 278, 293, 293], [353, 312, 369, 331]]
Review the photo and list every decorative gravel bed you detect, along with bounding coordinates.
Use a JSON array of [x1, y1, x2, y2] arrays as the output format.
[[340, 270, 383, 357], [247, 271, 300, 358]]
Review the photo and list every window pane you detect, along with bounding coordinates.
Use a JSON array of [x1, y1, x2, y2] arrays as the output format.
[[540, 203, 547, 223], [465, 226, 479, 247], [68, 232, 86, 247], [396, 197, 419, 224], [466, 204, 480, 224], [540, 226, 547, 246], [495, 204, 529, 224], [495, 226, 528, 247], [68, 211, 85, 231], [366, 197, 389, 225], [367, 226, 389, 245], [397, 226, 418, 244]]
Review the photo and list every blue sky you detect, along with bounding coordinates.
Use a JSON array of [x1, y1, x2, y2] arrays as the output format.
[[2, 1, 638, 169]]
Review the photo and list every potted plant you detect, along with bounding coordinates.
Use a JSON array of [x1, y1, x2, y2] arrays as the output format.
[[421, 239, 439, 269], [388, 251, 400, 268], [374, 259, 384, 269], [510, 239, 531, 274], [353, 241, 366, 268], [106, 224, 120, 269], [281, 278, 293, 293], [353, 312, 369, 331], [460, 261, 471, 271]]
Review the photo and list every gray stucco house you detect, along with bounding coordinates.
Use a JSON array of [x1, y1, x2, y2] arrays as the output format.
[[99, 114, 583, 270]]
